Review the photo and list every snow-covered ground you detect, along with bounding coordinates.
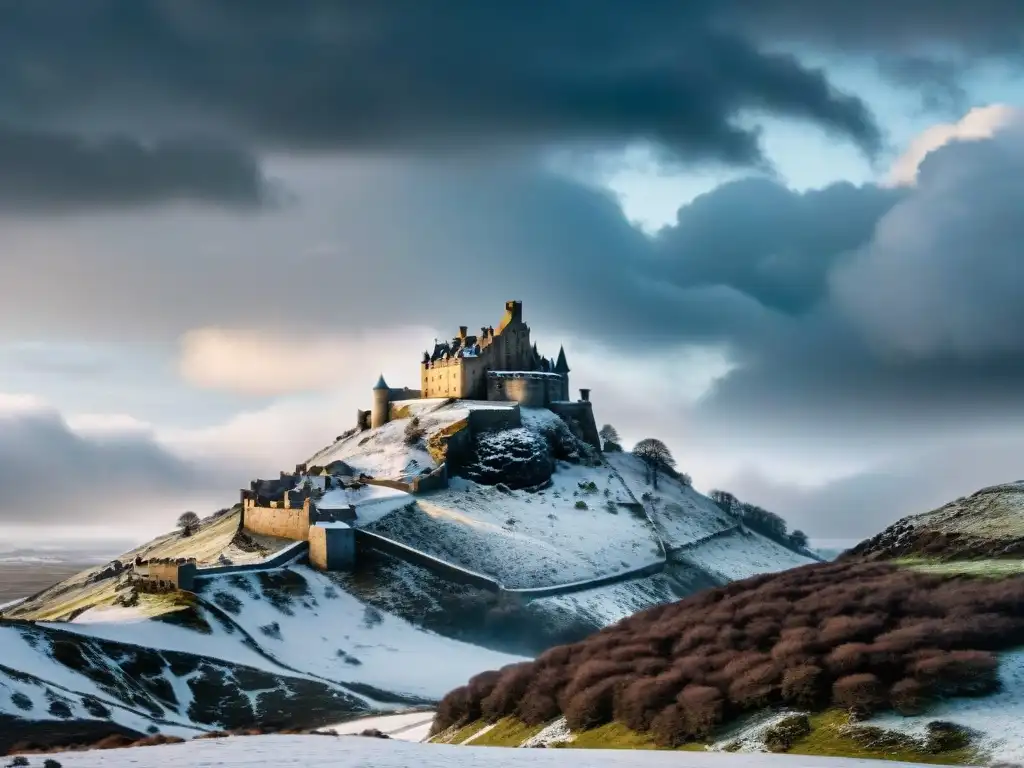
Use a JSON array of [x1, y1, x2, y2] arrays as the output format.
[[870, 648, 1024, 765], [327, 710, 436, 742], [50, 565, 525, 701], [607, 453, 735, 547], [308, 400, 497, 481], [680, 529, 815, 582], [0, 624, 203, 737], [31, 733, 948, 767]]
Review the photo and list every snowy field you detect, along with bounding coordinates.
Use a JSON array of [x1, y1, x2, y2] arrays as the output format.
[[870, 648, 1024, 765], [327, 710, 436, 742], [29, 734, 948, 767], [680, 529, 815, 582], [49, 566, 524, 701]]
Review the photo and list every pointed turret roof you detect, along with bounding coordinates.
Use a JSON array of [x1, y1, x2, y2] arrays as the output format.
[[373, 374, 389, 390], [554, 345, 570, 373]]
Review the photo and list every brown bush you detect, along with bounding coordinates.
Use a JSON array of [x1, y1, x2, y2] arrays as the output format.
[[613, 670, 686, 731], [679, 684, 724, 737], [890, 678, 928, 716], [431, 562, 1024, 742], [563, 676, 626, 731], [910, 650, 1000, 696], [781, 664, 825, 708], [833, 673, 884, 712]]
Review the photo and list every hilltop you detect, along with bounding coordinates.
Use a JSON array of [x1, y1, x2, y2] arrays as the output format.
[[848, 481, 1024, 571]]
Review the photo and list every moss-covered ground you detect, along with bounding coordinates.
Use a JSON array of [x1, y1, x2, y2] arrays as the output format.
[[444, 710, 983, 763]]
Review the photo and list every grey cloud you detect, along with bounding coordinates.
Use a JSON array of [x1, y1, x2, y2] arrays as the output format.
[[2, 124, 1023, 499], [0, 1, 881, 166], [721, 435, 1024, 540], [721, 1, 1024, 55], [0, 124, 275, 211], [0, 408, 229, 526]]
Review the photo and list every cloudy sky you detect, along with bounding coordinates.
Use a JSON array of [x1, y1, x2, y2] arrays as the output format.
[[2, 1, 1023, 546]]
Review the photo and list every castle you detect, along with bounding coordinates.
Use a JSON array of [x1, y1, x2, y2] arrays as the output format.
[[360, 300, 589, 430]]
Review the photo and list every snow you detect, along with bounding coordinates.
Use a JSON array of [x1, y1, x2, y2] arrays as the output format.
[[316, 483, 413, 525], [0, 625, 201, 738], [328, 710, 436, 742], [34, 733, 946, 767], [72, 605, 150, 624], [0, 596, 26, 610], [377, 465, 662, 588], [47, 566, 524, 702], [315, 521, 351, 530], [606, 453, 736, 547], [679, 529, 814, 582], [870, 648, 1024, 765]]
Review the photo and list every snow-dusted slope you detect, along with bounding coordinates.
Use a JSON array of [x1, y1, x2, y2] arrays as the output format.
[[48, 566, 524, 701], [32, 733, 945, 767], [374, 468, 660, 588], [679, 528, 816, 582], [0, 620, 366, 739]]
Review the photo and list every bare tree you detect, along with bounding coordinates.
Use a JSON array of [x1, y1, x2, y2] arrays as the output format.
[[709, 489, 739, 515], [177, 511, 201, 537], [632, 438, 675, 490]]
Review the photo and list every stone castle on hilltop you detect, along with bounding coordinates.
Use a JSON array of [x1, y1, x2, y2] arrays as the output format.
[[361, 301, 592, 431]]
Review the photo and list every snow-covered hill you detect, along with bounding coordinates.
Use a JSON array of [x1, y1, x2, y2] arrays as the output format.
[[1, 399, 818, 746]]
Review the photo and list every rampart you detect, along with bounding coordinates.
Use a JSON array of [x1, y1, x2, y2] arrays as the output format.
[[309, 524, 355, 571], [242, 497, 311, 541], [548, 400, 601, 449]]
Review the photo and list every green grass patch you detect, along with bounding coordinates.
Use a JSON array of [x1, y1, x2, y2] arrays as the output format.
[[562, 722, 659, 749], [895, 556, 1024, 578], [439, 721, 488, 745], [787, 710, 981, 765], [469, 718, 547, 747]]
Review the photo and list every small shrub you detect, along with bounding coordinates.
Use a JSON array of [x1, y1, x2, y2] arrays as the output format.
[[833, 673, 884, 712], [44, 760, 63, 768], [890, 677, 928, 716], [8, 758, 29, 767], [781, 664, 825, 708], [404, 417, 425, 445], [574, 500, 588, 509], [258, 621, 282, 640], [10, 691, 33, 711]]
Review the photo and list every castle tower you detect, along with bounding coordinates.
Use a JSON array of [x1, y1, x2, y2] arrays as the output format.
[[371, 374, 391, 429], [554, 345, 570, 401]]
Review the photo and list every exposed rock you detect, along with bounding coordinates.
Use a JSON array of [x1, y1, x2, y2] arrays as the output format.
[[762, 714, 811, 753]]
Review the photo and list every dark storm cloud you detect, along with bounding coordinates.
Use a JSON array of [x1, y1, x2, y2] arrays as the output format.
[[0, 407, 227, 526], [0, 0, 881, 167], [653, 178, 902, 316], [721, 1, 1024, 54], [0, 124, 275, 212]]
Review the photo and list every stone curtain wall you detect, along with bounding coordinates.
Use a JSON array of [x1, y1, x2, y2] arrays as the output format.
[[500, 377, 547, 407], [548, 401, 601, 449], [242, 503, 311, 541], [467, 406, 521, 434]]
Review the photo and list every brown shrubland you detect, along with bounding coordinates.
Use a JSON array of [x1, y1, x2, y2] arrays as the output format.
[[433, 562, 1024, 745]]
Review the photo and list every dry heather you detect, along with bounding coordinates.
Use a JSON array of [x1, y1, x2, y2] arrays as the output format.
[[434, 561, 1024, 746]]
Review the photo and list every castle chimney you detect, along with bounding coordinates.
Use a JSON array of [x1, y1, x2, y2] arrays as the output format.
[[458, 326, 468, 339], [580, 388, 591, 402]]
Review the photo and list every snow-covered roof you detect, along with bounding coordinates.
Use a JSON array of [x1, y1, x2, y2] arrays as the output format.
[[314, 521, 351, 530], [487, 370, 563, 379]]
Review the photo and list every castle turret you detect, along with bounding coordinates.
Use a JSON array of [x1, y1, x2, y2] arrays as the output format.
[[371, 374, 391, 429], [554, 346, 570, 400]]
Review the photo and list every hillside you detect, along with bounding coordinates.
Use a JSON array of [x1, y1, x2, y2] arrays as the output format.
[[0, 399, 816, 747], [848, 481, 1024, 568], [432, 560, 1024, 764]]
